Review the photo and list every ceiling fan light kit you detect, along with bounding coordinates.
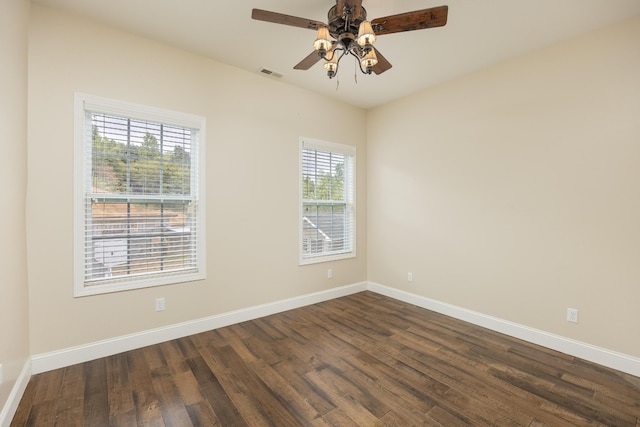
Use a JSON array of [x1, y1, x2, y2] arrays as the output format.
[[252, 1, 448, 80], [312, 18, 379, 78]]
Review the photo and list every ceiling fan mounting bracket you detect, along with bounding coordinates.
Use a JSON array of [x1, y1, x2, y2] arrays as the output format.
[[327, 5, 366, 39]]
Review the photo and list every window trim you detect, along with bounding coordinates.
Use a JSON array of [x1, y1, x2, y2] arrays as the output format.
[[299, 137, 356, 265], [73, 93, 206, 296]]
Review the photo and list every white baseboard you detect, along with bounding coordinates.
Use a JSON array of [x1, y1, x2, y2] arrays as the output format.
[[31, 282, 367, 374], [367, 281, 640, 377], [0, 359, 31, 427], [29, 280, 640, 378]]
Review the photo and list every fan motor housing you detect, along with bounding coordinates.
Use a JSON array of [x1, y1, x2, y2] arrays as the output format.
[[327, 5, 367, 39]]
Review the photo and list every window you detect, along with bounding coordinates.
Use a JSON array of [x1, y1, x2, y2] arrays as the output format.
[[300, 138, 355, 264], [74, 94, 205, 296]]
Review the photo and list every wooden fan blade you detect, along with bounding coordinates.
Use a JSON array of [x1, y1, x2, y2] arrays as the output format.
[[251, 9, 325, 31], [372, 47, 392, 75], [371, 5, 448, 36], [294, 51, 323, 70]]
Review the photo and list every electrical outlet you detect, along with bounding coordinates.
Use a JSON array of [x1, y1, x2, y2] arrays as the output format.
[[328, 269, 333, 279], [408, 272, 414, 282], [155, 297, 166, 312], [567, 308, 578, 323]]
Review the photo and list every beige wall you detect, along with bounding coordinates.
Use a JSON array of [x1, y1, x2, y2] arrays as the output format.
[[0, 0, 31, 412], [27, 5, 367, 355], [20, 1, 640, 371], [367, 15, 640, 357]]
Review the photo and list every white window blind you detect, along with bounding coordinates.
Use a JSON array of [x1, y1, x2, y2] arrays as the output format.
[[300, 138, 355, 264], [74, 94, 205, 296]]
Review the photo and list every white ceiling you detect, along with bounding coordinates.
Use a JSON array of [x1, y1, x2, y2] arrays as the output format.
[[32, 0, 640, 109]]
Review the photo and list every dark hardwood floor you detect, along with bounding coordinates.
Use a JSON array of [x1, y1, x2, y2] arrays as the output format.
[[11, 291, 640, 426]]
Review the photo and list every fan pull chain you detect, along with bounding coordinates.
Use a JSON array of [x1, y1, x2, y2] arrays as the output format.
[[354, 58, 358, 84]]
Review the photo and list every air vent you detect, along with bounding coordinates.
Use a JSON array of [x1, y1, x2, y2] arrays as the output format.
[[258, 68, 284, 79]]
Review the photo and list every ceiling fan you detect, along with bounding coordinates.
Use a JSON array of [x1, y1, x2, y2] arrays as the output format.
[[251, 0, 448, 79]]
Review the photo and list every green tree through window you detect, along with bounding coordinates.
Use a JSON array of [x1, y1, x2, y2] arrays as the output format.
[[300, 139, 355, 263]]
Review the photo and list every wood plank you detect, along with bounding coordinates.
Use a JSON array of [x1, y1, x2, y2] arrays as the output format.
[[186, 355, 248, 426], [32, 368, 63, 403], [53, 364, 86, 427], [207, 344, 304, 426], [126, 349, 165, 426], [149, 364, 193, 426], [22, 400, 58, 427], [9, 376, 38, 426], [269, 354, 337, 417], [184, 401, 221, 426], [304, 367, 380, 425], [82, 359, 110, 426], [106, 353, 135, 425], [249, 358, 325, 424]]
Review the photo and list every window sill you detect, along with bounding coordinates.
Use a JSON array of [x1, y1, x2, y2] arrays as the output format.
[[299, 251, 356, 266], [74, 271, 205, 297]]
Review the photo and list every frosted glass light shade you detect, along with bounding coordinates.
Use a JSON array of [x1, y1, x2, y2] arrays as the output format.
[[357, 21, 376, 47], [314, 27, 333, 52], [361, 50, 378, 69]]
